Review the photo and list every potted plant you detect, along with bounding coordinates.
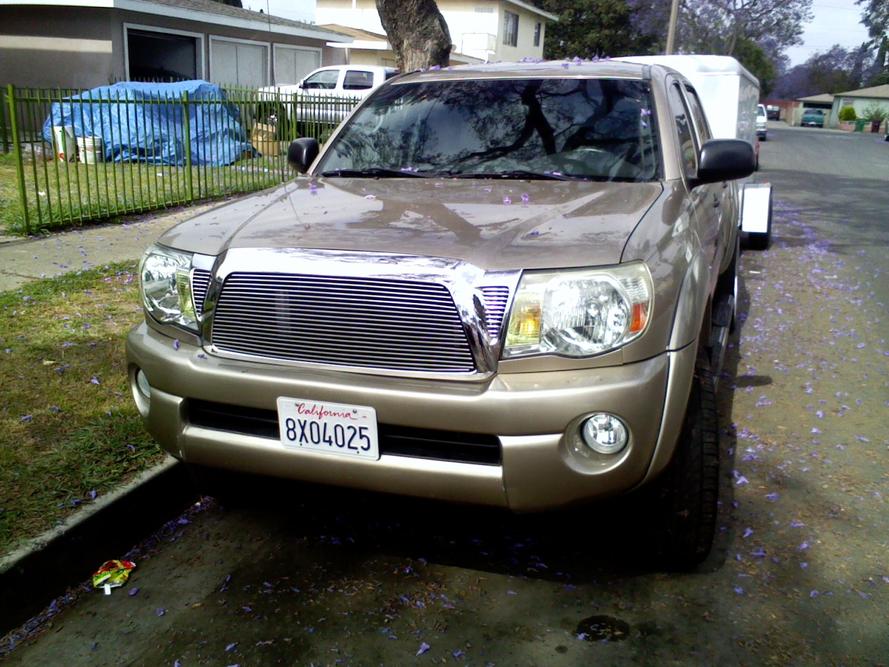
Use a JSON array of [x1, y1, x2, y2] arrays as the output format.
[[862, 104, 888, 133]]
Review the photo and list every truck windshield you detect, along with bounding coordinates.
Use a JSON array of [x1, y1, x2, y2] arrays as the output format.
[[316, 78, 661, 182]]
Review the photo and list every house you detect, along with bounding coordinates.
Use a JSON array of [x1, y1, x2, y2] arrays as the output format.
[[0, 0, 351, 90], [316, 0, 558, 63], [318, 24, 485, 68], [828, 84, 889, 129]]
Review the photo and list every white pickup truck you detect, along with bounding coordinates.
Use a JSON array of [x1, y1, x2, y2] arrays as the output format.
[[258, 65, 397, 127]]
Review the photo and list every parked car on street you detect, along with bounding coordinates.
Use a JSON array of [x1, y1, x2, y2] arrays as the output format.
[[128, 61, 756, 568], [766, 104, 780, 120], [756, 103, 768, 140], [801, 108, 826, 127]]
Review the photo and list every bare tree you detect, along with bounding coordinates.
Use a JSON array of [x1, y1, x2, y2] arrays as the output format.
[[376, 0, 452, 71]]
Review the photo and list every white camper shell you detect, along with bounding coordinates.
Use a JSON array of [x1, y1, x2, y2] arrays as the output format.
[[618, 55, 773, 250]]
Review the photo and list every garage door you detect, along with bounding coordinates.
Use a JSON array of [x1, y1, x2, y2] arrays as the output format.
[[274, 47, 320, 86], [211, 39, 268, 88]]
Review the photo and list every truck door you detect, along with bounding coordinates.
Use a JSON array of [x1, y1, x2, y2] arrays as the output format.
[[666, 79, 721, 293], [684, 83, 736, 272]]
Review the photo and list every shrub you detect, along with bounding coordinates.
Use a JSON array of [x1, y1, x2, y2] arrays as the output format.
[[862, 104, 888, 123], [838, 106, 857, 121]]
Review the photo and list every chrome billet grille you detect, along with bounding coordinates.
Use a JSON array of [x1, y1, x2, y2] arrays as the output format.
[[480, 286, 510, 339], [211, 273, 476, 373], [191, 268, 211, 316]]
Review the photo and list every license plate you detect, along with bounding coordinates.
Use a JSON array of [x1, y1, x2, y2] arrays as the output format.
[[276, 397, 379, 460]]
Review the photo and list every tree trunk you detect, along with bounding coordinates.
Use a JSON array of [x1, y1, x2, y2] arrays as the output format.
[[376, 0, 452, 71]]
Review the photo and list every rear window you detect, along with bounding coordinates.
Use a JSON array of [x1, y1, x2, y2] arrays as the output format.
[[343, 70, 375, 90], [318, 77, 661, 182]]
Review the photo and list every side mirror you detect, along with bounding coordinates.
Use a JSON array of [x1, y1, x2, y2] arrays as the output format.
[[287, 137, 319, 173], [693, 139, 755, 186]]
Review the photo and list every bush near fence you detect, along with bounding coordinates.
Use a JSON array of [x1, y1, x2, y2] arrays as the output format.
[[1, 84, 359, 235]]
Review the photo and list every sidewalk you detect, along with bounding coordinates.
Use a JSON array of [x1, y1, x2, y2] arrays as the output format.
[[0, 202, 219, 292]]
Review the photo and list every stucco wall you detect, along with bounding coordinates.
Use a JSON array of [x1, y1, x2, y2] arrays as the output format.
[[0, 7, 115, 88]]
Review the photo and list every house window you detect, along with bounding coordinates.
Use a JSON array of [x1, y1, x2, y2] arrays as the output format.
[[533, 22, 541, 47], [503, 11, 518, 47]]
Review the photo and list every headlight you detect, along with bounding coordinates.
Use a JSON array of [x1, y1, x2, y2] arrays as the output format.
[[503, 263, 652, 358], [139, 244, 198, 331]]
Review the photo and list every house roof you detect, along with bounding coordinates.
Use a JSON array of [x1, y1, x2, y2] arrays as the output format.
[[503, 0, 558, 21], [833, 83, 889, 100], [797, 93, 835, 104], [0, 0, 351, 41], [318, 24, 387, 43], [318, 23, 484, 65]]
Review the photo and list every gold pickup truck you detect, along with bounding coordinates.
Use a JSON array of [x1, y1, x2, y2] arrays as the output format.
[[127, 61, 754, 568]]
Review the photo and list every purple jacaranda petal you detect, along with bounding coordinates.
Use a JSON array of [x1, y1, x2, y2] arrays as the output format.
[[751, 547, 766, 558], [800, 562, 809, 569], [174, 661, 182, 667], [809, 590, 819, 598], [225, 642, 238, 652], [90, 376, 101, 385], [765, 492, 779, 502], [88, 489, 98, 500], [520, 193, 530, 204], [815, 410, 824, 419], [156, 608, 166, 616], [453, 649, 465, 659], [742, 527, 754, 538], [734, 586, 744, 595], [503, 196, 512, 205], [735, 475, 749, 486], [856, 435, 870, 443], [576, 632, 589, 640], [128, 587, 140, 597], [364, 194, 376, 200], [790, 519, 805, 528], [196, 353, 207, 360], [20, 415, 33, 423], [417, 641, 431, 655], [811, 427, 821, 434], [172, 339, 181, 351], [799, 541, 810, 551]]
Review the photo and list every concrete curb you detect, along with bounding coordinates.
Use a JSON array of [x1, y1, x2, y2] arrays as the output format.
[[0, 456, 197, 634]]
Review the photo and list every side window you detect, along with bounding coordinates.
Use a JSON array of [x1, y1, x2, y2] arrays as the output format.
[[302, 70, 339, 90], [684, 85, 712, 143], [668, 82, 698, 178], [343, 70, 375, 90]]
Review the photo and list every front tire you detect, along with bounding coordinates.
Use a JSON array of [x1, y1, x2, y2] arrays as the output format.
[[650, 349, 720, 570]]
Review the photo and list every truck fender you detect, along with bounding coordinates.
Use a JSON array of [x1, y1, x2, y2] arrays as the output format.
[[668, 251, 710, 351]]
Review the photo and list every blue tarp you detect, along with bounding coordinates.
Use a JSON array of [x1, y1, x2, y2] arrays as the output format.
[[42, 81, 254, 166]]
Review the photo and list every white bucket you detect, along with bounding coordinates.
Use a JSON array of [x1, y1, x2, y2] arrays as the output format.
[[76, 136, 103, 164], [52, 126, 76, 161]]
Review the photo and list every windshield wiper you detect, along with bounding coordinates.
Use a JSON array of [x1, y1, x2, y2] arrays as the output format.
[[447, 170, 588, 181], [319, 168, 430, 178]]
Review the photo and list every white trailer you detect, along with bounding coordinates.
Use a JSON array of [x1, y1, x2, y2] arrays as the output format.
[[617, 55, 773, 250]]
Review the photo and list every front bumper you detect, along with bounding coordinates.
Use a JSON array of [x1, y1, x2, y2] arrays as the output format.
[[127, 322, 695, 511]]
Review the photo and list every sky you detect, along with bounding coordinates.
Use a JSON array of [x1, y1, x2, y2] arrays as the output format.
[[774, 0, 870, 66], [242, 0, 871, 67]]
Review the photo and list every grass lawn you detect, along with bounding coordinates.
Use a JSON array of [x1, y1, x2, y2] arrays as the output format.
[[0, 262, 165, 556], [0, 150, 290, 236]]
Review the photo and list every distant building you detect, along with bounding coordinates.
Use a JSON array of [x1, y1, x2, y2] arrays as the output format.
[[828, 84, 889, 129], [0, 0, 351, 89], [318, 24, 484, 68], [316, 0, 558, 63]]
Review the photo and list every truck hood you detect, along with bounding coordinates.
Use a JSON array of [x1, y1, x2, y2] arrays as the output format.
[[158, 178, 663, 271]]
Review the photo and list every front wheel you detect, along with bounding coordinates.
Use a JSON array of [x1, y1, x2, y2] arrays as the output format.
[[650, 349, 720, 570]]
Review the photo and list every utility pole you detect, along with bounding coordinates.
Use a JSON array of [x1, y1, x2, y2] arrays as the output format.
[[665, 0, 680, 54]]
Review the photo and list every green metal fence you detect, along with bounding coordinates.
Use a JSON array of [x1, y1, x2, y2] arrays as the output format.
[[1, 84, 359, 234]]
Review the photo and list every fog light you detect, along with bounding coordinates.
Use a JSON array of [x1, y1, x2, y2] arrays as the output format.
[[581, 413, 628, 454], [135, 368, 152, 399]]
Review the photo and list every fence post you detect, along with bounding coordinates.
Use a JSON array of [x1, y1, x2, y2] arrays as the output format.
[[182, 90, 194, 202], [0, 87, 8, 154], [6, 85, 30, 234]]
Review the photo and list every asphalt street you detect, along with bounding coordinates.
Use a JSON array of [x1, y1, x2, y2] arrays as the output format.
[[3, 124, 888, 665]]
